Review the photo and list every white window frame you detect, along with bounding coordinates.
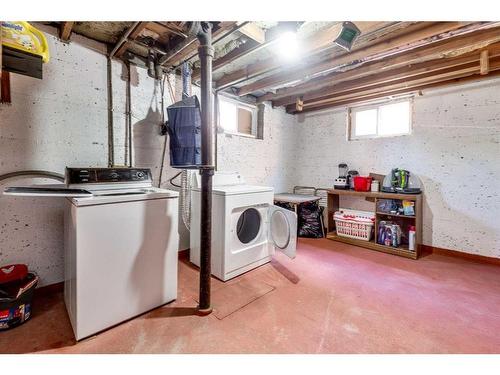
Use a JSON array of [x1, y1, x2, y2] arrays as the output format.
[[348, 98, 413, 141], [218, 96, 258, 139]]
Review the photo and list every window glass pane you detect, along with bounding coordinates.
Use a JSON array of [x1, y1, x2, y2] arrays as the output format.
[[237, 107, 253, 135], [219, 100, 237, 133], [378, 101, 410, 136], [354, 108, 377, 136]]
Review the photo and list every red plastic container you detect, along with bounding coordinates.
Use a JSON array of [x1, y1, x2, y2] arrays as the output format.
[[353, 176, 373, 192]]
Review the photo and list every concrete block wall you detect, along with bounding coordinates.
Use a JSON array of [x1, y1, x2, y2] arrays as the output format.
[[293, 78, 500, 258]]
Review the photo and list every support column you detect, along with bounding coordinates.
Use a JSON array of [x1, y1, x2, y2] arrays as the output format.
[[197, 22, 214, 315]]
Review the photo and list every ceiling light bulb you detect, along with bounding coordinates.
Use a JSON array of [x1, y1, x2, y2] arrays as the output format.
[[276, 31, 299, 61]]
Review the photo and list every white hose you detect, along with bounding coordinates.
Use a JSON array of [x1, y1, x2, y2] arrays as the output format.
[[180, 170, 191, 231]]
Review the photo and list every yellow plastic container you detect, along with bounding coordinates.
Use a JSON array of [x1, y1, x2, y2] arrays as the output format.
[[1, 21, 50, 63]]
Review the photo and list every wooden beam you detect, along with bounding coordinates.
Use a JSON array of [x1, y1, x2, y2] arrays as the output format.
[[59, 22, 74, 42], [215, 21, 393, 90], [193, 23, 301, 81], [114, 22, 149, 58], [1, 71, 11, 104], [0, 20, 3, 79], [237, 22, 495, 96], [149, 22, 188, 38], [480, 50, 490, 74], [239, 23, 266, 44], [265, 26, 500, 105], [304, 63, 486, 107], [287, 57, 500, 113], [272, 43, 500, 107], [192, 39, 261, 81], [289, 70, 500, 114], [159, 22, 238, 68]]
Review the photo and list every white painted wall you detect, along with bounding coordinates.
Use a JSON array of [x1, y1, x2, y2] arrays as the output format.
[[216, 103, 298, 192], [0, 28, 110, 286], [0, 26, 298, 286], [293, 78, 500, 258]]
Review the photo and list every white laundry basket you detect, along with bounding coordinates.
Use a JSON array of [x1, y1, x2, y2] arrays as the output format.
[[334, 209, 375, 241]]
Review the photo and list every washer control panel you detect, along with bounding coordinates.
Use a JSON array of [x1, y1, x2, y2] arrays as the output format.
[[66, 167, 152, 186]]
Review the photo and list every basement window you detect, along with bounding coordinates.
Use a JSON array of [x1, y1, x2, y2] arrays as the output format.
[[349, 99, 412, 140], [218, 96, 258, 138]]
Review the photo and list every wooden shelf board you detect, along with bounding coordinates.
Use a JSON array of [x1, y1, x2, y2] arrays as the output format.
[[326, 231, 418, 259], [327, 188, 422, 201], [375, 212, 416, 219]]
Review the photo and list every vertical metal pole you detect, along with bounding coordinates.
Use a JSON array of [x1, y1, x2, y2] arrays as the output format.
[[126, 62, 133, 167], [106, 56, 115, 167], [197, 22, 214, 315]]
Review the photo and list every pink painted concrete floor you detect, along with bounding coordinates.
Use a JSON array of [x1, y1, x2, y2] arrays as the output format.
[[1, 238, 500, 353]]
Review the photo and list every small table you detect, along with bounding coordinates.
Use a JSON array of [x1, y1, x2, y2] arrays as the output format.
[[274, 193, 321, 214]]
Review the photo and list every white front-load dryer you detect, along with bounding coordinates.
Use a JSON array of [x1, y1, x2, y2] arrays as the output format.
[[190, 172, 296, 281]]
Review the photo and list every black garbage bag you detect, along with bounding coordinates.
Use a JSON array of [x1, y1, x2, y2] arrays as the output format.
[[298, 201, 325, 238], [274, 201, 294, 211]]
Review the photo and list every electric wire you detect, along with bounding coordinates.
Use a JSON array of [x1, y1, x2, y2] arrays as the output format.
[[0, 170, 65, 183], [157, 72, 169, 187]]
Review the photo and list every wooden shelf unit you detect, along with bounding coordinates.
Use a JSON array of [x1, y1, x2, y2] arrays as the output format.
[[326, 189, 423, 259]]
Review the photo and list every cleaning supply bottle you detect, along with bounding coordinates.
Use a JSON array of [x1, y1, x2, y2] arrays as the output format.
[[1, 22, 50, 63], [408, 225, 416, 251]]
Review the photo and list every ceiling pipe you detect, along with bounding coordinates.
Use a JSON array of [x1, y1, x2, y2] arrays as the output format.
[[178, 22, 250, 66], [160, 22, 250, 70], [106, 22, 140, 168], [109, 21, 141, 58]]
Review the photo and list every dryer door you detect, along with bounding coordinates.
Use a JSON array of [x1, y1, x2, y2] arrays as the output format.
[[268, 205, 297, 259]]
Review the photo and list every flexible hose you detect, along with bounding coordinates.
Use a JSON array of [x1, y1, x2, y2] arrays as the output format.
[[180, 170, 191, 231], [0, 170, 65, 183]]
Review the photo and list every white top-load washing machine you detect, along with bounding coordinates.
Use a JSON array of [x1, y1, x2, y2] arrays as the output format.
[[190, 172, 296, 281], [4, 167, 179, 340]]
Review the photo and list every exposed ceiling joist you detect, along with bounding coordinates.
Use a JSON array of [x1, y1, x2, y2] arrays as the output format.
[[193, 23, 297, 81], [59, 22, 74, 42], [159, 22, 240, 68], [305, 57, 500, 107], [271, 38, 500, 107], [192, 39, 261, 81], [288, 70, 500, 114], [151, 22, 188, 38], [215, 21, 392, 90], [113, 22, 149, 58], [239, 22, 490, 97], [274, 54, 485, 108], [238, 23, 266, 44], [287, 57, 500, 113]]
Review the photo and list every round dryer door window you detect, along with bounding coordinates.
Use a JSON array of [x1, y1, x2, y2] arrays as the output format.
[[270, 210, 290, 249], [236, 208, 261, 244]]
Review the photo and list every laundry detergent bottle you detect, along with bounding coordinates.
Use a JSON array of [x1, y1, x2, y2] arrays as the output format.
[[1, 21, 50, 63]]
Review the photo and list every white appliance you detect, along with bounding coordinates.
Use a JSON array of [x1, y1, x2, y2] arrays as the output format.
[[4, 167, 179, 340], [190, 172, 296, 281]]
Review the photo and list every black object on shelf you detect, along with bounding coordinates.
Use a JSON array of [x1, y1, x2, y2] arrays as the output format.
[[2, 45, 43, 79]]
